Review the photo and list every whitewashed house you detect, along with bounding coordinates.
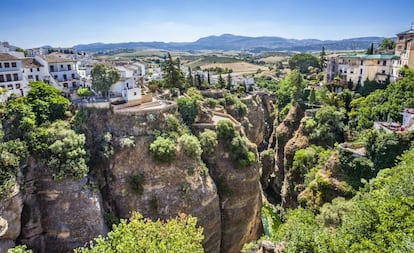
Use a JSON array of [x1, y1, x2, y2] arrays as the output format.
[[0, 53, 28, 99], [22, 58, 48, 83], [36, 54, 81, 90]]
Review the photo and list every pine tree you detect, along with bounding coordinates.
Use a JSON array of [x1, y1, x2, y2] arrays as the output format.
[[319, 46, 327, 71], [162, 53, 185, 90], [226, 73, 232, 90], [218, 74, 225, 89]]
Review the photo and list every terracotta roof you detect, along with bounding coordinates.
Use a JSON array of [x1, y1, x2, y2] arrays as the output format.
[[0, 53, 20, 61], [40, 55, 75, 63], [22, 58, 43, 68]]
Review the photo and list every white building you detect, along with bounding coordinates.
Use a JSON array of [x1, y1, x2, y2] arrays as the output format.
[[0, 53, 28, 99], [36, 54, 81, 90], [110, 77, 136, 97], [22, 58, 48, 83]]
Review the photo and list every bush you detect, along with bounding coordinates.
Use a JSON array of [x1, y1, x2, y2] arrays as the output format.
[[206, 98, 218, 108], [7, 245, 33, 253], [77, 88, 93, 97], [75, 212, 204, 253], [0, 140, 28, 198], [199, 129, 218, 155], [150, 136, 176, 162], [177, 97, 199, 125], [234, 100, 248, 118], [129, 174, 145, 195], [230, 135, 255, 167], [178, 134, 202, 160], [216, 120, 236, 141]]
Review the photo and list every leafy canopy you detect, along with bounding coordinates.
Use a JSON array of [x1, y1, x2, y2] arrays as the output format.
[[75, 212, 204, 253], [90, 64, 120, 96]]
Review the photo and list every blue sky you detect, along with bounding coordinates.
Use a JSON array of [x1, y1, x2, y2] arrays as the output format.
[[1, 0, 414, 48]]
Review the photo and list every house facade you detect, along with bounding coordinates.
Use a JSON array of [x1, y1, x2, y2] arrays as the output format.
[[326, 54, 399, 87], [0, 53, 28, 98], [36, 54, 80, 90]]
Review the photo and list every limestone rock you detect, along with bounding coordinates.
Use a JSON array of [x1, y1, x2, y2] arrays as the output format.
[[104, 137, 222, 253], [20, 168, 107, 253], [205, 141, 263, 253]]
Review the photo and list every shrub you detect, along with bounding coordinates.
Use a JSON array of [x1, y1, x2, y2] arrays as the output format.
[[206, 98, 218, 108], [75, 212, 204, 253], [216, 120, 236, 141], [178, 134, 202, 160], [150, 136, 176, 162], [234, 101, 248, 118], [7, 245, 33, 253], [77, 88, 93, 97], [230, 135, 255, 167], [177, 97, 199, 125], [129, 174, 145, 195], [199, 129, 218, 155], [119, 136, 135, 148]]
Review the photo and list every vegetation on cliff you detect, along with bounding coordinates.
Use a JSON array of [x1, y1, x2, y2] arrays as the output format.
[[75, 212, 204, 253]]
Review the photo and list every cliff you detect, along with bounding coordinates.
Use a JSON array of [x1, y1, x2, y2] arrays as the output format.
[[203, 140, 263, 253]]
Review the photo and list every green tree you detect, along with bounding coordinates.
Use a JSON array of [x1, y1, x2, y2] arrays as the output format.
[[288, 53, 320, 74], [177, 97, 199, 125], [199, 129, 218, 156], [309, 106, 346, 147], [26, 81, 70, 124], [186, 67, 194, 87], [75, 212, 204, 253], [226, 73, 232, 90], [319, 46, 327, 71], [90, 64, 120, 98], [217, 74, 225, 89], [1, 97, 36, 141], [162, 53, 185, 91], [379, 38, 396, 50], [308, 88, 316, 105], [29, 121, 89, 181], [178, 134, 202, 160], [367, 43, 374, 55]]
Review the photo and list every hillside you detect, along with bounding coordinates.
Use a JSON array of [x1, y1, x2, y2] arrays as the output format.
[[74, 34, 386, 52]]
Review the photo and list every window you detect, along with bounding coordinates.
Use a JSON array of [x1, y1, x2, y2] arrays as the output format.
[[0, 63, 2, 68], [35, 75, 39, 81], [28, 75, 33, 79], [6, 74, 11, 81], [7, 84, 13, 90], [60, 64, 63, 68], [360, 69, 363, 75], [63, 83, 68, 88], [382, 70, 386, 74], [16, 83, 20, 89], [13, 73, 18, 81], [30, 68, 33, 72], [134, 92, 137, 96], [377, 60, 380, 64], [0, 75, 4, 82], [399, 36, 404, 40], [383, 60, 386, 66], [37, 67, 40, 71], [50, 66, 54, 72], [4, 62, 10, 68], [63, 74, 67, 81], [11, 62, 16, 67], [71, 73, 75, 79], [54, 75, 58, 80], [360, 60, 363, 65], [68, 64, 71, 70]]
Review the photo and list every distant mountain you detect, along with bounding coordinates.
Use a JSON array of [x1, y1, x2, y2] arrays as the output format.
[[73, 34, 386, 53]]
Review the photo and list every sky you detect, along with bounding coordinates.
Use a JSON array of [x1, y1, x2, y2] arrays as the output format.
[[1, 0, 414, 48]]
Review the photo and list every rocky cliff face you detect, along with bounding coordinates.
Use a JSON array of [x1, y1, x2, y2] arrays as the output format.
[[241, 95, 265, 146], [104, 137, 221, 253], [18, 161, 107, 253], [281, 117, 310, 209], [203, 141, 263, 253], [268, 105, 304, 204], [80, 108, 222, 253], [0, 186, 23, 252]]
